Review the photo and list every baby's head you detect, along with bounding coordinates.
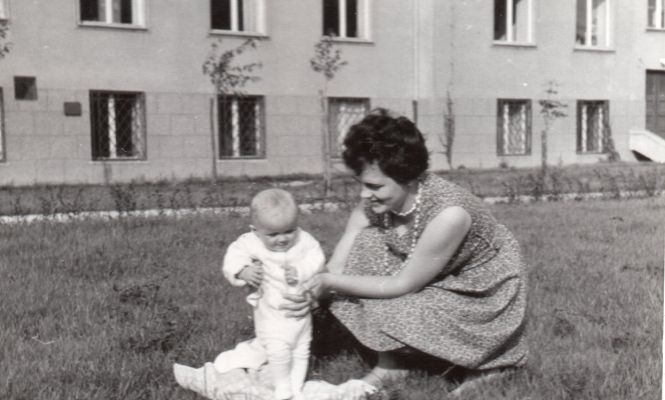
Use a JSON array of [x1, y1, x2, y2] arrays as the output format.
[[250, 188, 300, 252]]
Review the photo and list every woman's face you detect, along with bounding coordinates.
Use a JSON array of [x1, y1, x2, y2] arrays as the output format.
[[356, 162, 410, 214]]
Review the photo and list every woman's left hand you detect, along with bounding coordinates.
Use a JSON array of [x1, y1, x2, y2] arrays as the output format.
[[280, 273, 328, 318]]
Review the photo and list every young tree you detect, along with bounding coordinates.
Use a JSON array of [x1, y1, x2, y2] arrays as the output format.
[[0, 20, 11, 59], [202, 38, 262, 183], [439, 90, 455, 170], [539, 81, 567, 178], [310, 36, 348, 197]]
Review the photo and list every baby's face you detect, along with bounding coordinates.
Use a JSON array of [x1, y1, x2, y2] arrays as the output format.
[[251, 212, 299, 253]]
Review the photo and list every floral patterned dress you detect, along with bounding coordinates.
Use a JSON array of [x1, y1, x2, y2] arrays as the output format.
[[329, 173, 528, 370]]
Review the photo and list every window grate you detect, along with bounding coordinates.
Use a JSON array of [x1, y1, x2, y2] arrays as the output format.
[[577, 100, 609, 153], [218, 96, 265, 159], [328, 98, 370, 158], [90, 91, 146, 160], [497, 99, 531, 156], [0, 88, 4, 162]]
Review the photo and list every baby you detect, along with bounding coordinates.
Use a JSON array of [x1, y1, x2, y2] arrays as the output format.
[[222, 188, 325, 400]]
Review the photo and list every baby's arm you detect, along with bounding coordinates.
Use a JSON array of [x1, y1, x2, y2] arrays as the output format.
[[288, 231, 326, 284], [222, 236, 264, 287], [237, 260, 264, 288]]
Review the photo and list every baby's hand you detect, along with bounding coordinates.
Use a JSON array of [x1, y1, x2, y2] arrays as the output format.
[[237, 260, 263, 288], [281, 265, 299, 286]]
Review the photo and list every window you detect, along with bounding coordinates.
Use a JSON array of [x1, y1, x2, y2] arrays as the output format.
[[14, 77, 37, 101], [218, 96, 265, 158], [497, 99, 531, 156], [577, 100, 609, 153], [0, 0, 9, 20], [494, 0, 534, 43], [649, 0, 665, 29], [328, 98, 370, 157], [0, 88, 5, 162], [211, 0, 266, 34], [90, 91, 146, 160], [80, 0, 145, 26], [323, 0, 370, 39], [575, 0, 611, 47]]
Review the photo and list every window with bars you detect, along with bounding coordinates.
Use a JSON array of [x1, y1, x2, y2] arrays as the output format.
[[497, 99, 531, 156], [218, 96, 265, 159], [0, 88, 5, 162], [494, 0, 534, 44], [89, 91, 146, 160], [328, 98, 370, 158], [575, 0, 611, 47], [323, 0, 370, 39], [80, 0, 145, 26], [649, 0, 665, 28], [211, 0, 265, 33], [577, 100, 609, 153]]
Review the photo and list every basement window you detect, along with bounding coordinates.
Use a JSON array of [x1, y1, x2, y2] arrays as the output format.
[[328, 97, 370, 158], [90, 91, 146, 160], [0, 88, 5, 162], [218, 95, 265, 159], [577, 100, 609, 154], [497, 99, 532, 156]]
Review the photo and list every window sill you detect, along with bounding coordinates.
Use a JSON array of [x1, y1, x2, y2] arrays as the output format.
[[91, 158, 148, 162], [646, 27, 665, 32], [573, 46, 615, 53], [217, 157, 266, 161], [326, 37, 374, 45], [497, 153, 532, 157], [209, 30, 268, 39], [492, 41, 537, 48], [78, 22, 147, 31], [576, 152, 608, 155]]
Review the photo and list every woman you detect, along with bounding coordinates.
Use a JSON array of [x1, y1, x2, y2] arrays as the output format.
[[283, 109, 528, 395]]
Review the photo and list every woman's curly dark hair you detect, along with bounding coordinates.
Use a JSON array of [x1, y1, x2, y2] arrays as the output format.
[[342, 109, 429, 183]]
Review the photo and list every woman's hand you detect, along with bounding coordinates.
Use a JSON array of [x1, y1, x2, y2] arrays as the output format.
[[280, 273, 329, 318]]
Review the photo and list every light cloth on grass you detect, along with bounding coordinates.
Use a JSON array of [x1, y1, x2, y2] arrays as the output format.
[[174, 362, 378, 400]]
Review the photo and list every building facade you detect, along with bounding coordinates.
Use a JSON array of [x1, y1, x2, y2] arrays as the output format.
[[0, 0, 663, 185]]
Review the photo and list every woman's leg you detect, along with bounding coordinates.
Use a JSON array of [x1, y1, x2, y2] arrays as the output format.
[[361, 351, 409, 388]]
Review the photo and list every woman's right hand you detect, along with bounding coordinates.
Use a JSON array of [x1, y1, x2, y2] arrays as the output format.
[[280, 274, 328, 318]]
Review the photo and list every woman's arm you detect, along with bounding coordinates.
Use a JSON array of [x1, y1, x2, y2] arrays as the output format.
[[321, 206, 471, 299], [325, 200, 371, 275]]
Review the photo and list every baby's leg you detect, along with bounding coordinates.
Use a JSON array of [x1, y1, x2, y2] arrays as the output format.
[[289, 321, 312, 397], [262, 339, 293, 400]]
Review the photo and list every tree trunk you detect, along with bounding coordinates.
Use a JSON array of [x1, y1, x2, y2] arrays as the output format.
[[320, 89, 332, 197], [210, 97, 218, 184], [541, 127, 548, 178]]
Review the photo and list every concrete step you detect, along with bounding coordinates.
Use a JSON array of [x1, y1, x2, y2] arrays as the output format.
[[630, 129, 665, 163]]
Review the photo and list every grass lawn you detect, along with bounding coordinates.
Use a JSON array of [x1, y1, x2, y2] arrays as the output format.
[[1, 197, 662, 399]]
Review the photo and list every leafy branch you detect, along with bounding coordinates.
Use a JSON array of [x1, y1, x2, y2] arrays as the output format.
[[310, 36, 348, 81], [0, 20, 12, 59], [202, 38, 262, 95]]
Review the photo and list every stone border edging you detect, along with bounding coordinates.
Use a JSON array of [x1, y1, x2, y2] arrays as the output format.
[[0, 189, 662, 225]]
